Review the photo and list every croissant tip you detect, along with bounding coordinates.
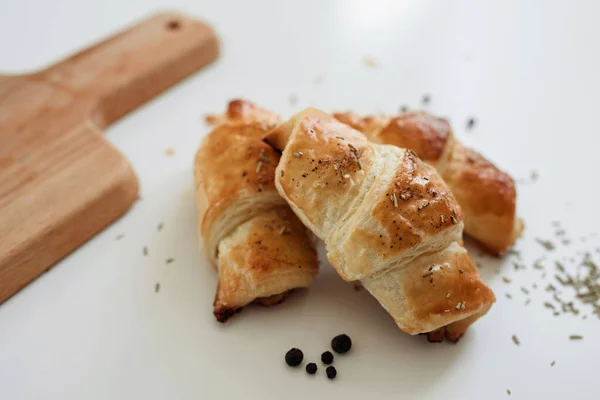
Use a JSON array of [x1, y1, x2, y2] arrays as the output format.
[[213, 307, 242, 323]]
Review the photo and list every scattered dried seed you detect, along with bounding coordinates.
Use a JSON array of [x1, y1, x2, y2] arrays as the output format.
[[143, 246, 148, 256], [536, 238, 556, 251], [512, 335, 520, 346], [550, 361, 555, 367], [157, 222, 164, 231], [466, 117, 476, 129], [155, 283, 160, 293], [502, 277, 511, 284], [569, 335, 583, 341], [166, 258, 174, 264]]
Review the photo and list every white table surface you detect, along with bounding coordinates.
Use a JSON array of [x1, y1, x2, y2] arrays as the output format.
[[1, 0, 599, 399]]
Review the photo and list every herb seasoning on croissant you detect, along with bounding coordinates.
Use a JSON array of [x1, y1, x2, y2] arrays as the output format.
[[334, 111, 523, 255], [194, 100, 318, 322], [265, 108, 496, 342]]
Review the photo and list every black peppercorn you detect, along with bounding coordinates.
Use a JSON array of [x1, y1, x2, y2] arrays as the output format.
[[331, 334, 352, 354], [285, 348, 303, 367], [321, 351, 334, 364], [306, 363, 317, 375], [326, 366, 337, 380]]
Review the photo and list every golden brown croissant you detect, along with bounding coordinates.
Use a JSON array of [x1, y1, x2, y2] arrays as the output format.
[[265, 108, 495, 342], [333, 111, 523, 255], [194, 100, 318, 322]]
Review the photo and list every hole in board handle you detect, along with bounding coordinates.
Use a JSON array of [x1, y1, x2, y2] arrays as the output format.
[[166, 20, 181, 31]]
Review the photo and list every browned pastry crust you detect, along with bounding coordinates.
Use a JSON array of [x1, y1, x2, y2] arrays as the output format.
[[265, 108, 495, 340], [195, 100, 318, 322], [334, 111, 523, 255]]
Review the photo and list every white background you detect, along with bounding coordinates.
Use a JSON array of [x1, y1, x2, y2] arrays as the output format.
[[1, 0, 599, 399]]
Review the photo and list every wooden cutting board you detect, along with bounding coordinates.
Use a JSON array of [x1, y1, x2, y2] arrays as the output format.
[[0, 12, 219, 304]]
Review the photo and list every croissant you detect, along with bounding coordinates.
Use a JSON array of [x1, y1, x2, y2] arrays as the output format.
[[194, 100, 318, 322], [334, 111, 523, 255], [265, 108, 495, 342]]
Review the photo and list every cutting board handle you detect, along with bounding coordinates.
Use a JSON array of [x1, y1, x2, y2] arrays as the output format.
[[37, 11, 219, 128]]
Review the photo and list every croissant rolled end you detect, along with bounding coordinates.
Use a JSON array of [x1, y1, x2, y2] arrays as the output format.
[[213, 306, 243, 323], [476, 217, 526, 257], [425, 328, 446, 343], [263, 123, 290, 151]]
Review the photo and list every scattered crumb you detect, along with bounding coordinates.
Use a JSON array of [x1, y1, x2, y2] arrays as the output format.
[[143, 246, 148, 256], [289, 94, 298, 106], [400, 105, 409, 113], [166, 258, 174, 264], [530, 170, 539, 182], [502, 276, 511, 284], [116, 233, 124, 240], [165, 148, 175, 157], [422, 94, 431, 105], [157, 222, 164, 231], [363, 56, 379, 68], [155, 282, 160, 293], [204, 114, 220, 125]]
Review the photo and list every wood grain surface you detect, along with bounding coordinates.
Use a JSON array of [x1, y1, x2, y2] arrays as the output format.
[[0, 11, 219, 303]]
